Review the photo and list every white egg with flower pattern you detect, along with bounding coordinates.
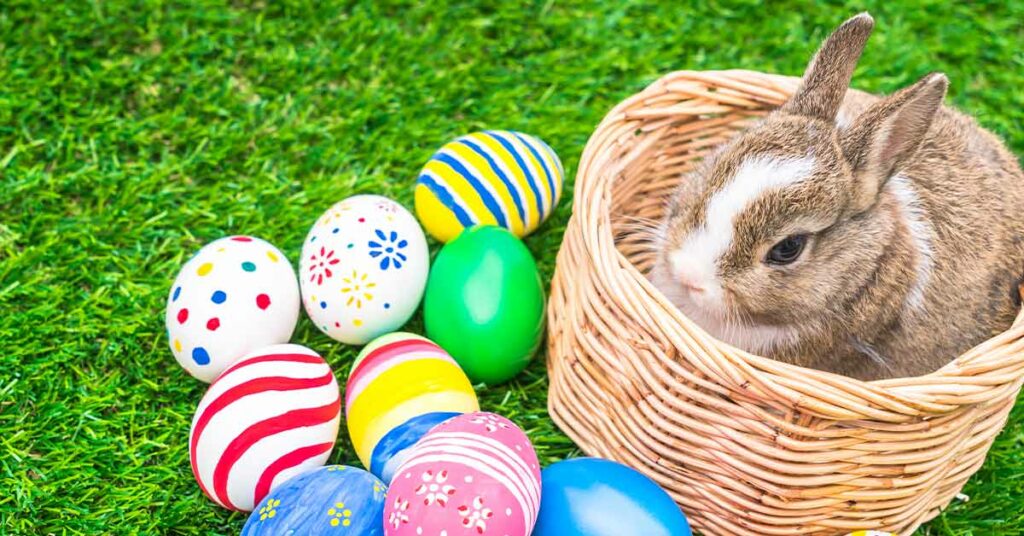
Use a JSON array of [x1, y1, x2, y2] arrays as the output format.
[[166, 235, 300, 383], [300, 195, 429, 344]]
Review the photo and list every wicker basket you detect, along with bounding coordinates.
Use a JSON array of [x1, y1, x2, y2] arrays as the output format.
[[546, 70, 1024, 536]]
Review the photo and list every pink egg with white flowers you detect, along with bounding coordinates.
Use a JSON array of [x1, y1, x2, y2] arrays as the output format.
[[383, 412, 541, 536]]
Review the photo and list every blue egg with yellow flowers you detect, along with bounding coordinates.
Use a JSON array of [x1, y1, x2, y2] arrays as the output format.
[[415, 130, 564, 242], [241, 465, 386, 536], [534, 458, 692, 536]]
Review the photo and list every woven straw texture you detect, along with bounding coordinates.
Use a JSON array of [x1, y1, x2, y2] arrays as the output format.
[[546, 70, 1024, 536]]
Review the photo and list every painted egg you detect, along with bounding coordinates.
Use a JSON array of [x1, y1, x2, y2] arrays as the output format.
[[242, 465, 387, 536], [415, 130, 564, 242], [845, 532, 897, 536], [300, 195, 429, 345], [383, 412, 541, 536], [534, 458, 692, 536], [166, 235, 300, 382], [189, 344, 341, 512], [346, 332, 479, 483], [423, 226, 545, 384]]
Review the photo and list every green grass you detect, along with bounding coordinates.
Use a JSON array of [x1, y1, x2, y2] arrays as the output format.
[[2, 1, 1023, 534]]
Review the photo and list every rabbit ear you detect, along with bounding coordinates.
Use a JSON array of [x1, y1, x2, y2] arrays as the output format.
[[841, 72, 949, 212], [782, 13, 874, 121]]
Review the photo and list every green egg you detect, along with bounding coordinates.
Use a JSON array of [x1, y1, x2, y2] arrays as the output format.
[[423, 225, 546, 385]]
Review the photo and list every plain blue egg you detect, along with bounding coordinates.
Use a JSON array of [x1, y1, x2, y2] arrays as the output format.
[[241, 465, 386, 536], [534, 458, 692, 536]]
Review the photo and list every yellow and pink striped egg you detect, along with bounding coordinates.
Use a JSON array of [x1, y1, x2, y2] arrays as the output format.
[[345, 332, 479, 482]]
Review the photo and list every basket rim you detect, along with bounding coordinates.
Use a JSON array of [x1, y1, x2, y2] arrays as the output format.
[[570, 68, 1024, 418]]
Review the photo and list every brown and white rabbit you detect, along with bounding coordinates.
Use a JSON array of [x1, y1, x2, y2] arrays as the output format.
[[650, 13, 1024, 380]]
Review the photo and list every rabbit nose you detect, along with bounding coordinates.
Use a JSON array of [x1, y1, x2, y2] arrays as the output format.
[[668, 253, 712, 295], [674, 272, 706, 294], [681, 280, 706, 294]]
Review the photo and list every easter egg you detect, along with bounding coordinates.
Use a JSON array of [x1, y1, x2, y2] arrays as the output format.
[[189, 344, 341, 511], [166, 235, 300, 382], [242, 465, 387, 536], [415, 130, 564, 242], [845, 532, 897, 536], [423, 226, 545, 384], [534, 458, 692, 536], [384, 412, 541, 536], [346, 332, 479, 483], [300, 195, 429, 345]]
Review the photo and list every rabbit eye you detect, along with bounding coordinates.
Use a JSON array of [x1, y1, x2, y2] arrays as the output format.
[[766, 234, 807, 265]]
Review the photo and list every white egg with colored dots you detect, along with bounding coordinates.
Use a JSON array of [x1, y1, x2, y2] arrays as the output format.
[[299, 195, 429, 345], [165, 236, 300, 382]]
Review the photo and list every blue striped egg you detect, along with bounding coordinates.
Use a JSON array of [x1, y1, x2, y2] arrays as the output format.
[[242, 465, 386, 536], [415, 130, 564, 242]]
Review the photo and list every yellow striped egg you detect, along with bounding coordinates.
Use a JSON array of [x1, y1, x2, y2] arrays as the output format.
[[415, 130, 564, 242], [344, 332, 479, 482]]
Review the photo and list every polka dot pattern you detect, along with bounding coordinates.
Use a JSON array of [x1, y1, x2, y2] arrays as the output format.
[[192, 347, 210, 365], [166, 236, 300, 383]]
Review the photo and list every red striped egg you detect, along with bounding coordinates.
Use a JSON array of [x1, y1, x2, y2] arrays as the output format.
[[384, 412, 541, 536], [189, 344, 342, 511]]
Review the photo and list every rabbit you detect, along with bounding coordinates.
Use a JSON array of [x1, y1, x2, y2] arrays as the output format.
[[649, 13, 1024, 381]]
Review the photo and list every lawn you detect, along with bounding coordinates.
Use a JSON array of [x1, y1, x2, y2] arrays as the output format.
[[2, 1, 1023, 534]]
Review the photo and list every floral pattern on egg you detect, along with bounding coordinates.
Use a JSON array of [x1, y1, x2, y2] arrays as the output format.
[[241, 465, 386, 535], [300, 195, 429, 345], [383, 412, 541, 536]]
